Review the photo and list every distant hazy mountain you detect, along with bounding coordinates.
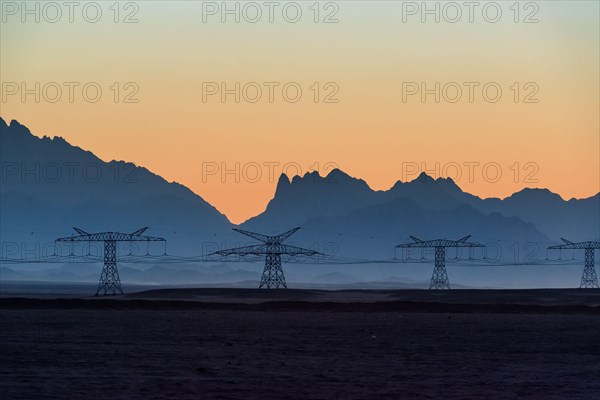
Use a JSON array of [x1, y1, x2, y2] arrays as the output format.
[[286, 200, 538, 263], [242, 168, 599, 243], [0, 118, 233, 255], [477, 189, 600, 242], [387, 174, 599, 241]]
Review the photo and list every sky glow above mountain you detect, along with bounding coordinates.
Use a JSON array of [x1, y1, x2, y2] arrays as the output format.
[[1, 1, 598, 223]]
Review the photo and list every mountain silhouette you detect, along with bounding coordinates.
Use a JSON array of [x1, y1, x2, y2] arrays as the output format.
[[242, 169, 377, 230], [0, 118, 233, 255], [242, 168, 598, 243], [291, 197, 549, 261], [476, 188, 599, 242]]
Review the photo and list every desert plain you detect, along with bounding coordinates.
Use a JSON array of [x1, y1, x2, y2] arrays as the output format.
[[1, 286, 599, 399]]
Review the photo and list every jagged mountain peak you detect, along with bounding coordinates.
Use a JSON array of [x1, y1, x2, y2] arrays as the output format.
[[279, 168, 369, 186], [390, 172, 460, 189], [273, 168, 371, 198], [506, 187, 565, 202], [412, 171, 436, 183]]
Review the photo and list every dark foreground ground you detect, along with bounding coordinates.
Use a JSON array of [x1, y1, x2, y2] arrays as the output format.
[[1, 288, 599, 399]]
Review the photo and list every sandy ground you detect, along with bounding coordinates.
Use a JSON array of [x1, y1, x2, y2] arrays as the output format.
[[1, 288, 599, 399]]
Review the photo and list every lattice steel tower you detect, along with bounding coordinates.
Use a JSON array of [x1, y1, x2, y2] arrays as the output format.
[[397, 235, 485, 290], [548, 239, 600, 289], [56, 227, 166, 295], [214, 227, 319, 289]]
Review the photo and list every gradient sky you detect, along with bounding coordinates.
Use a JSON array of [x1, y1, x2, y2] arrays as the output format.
[[1, 1, 599, 223]]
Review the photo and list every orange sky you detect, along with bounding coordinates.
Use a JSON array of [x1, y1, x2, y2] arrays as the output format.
[[1, 1, 598, 223]]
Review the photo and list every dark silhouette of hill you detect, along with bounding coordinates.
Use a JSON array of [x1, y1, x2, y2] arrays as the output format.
[[289, 197, 550, 267], [0, 118, 233, 255], [242, 168, 599, 243], [242, 169, 377, 230], [477, 188, 599, 242]]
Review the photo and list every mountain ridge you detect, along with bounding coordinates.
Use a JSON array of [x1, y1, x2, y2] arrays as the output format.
[[2, 117, 598, 248]]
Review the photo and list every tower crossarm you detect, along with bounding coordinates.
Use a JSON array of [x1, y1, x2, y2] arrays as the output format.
[[214, 244, 268, 256], [396, 239, 485, 248], [548, 241, 600, 250], [232, 229, 272, 243], [272, 244, 320, 256], [55, 228, 166, 243], [232, 227, 301, 244], [214, 243, 319, 257], [275, 227, 302, 243]]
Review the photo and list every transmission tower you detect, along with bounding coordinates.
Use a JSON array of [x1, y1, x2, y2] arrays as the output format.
[[214, 227, 320, 289], [55, 227, 166, 296], [548, 239, 600, 288], [397, 235, 484, 290]]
